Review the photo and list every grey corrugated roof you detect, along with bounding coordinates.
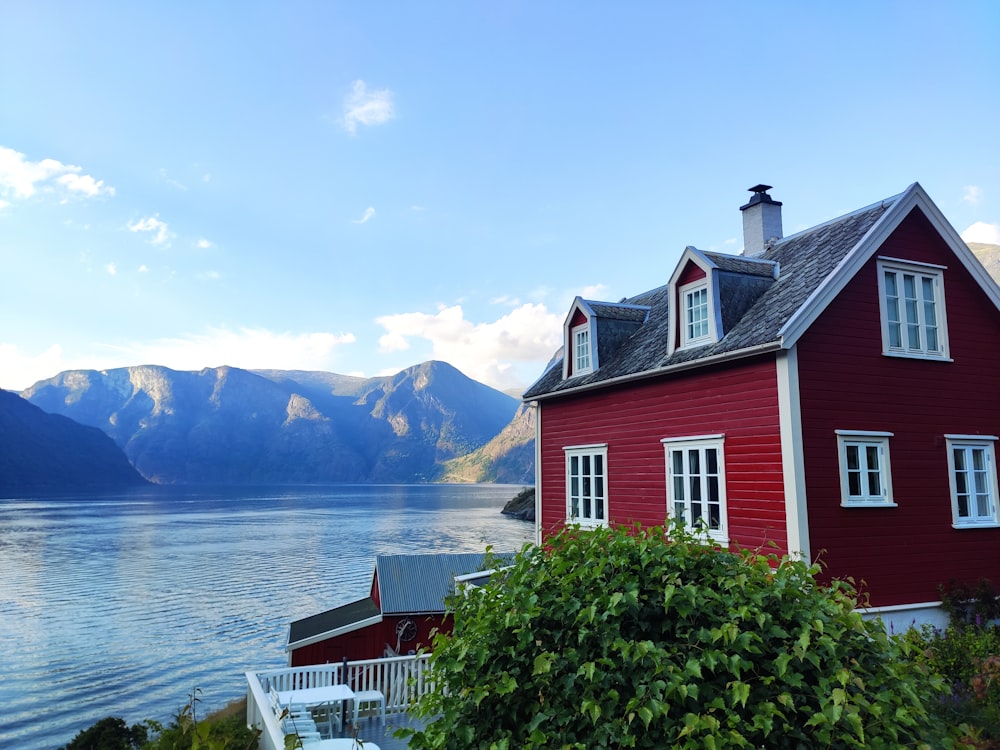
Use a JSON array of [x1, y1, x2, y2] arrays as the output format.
[[524, 198, 894, 400], [377, 552, 516, 614]]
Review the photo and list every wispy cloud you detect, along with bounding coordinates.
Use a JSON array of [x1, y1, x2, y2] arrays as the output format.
[[963, 186, 983, 205], [341, 80, 395, 135], [376, 302, 562, 391], [106, 262, 117, 276], [0, 146, 115, 201], [127, 215, 173, 246], [962, 222, 1000, 245], [195, 238, 214, 249], [353, 206, 376, 224]]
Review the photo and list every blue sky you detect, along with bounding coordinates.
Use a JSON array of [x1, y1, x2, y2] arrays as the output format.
[[2, 2, 998, 395]]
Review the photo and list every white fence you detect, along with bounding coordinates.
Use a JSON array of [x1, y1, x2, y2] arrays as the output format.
[[246, 654, 433, 750]]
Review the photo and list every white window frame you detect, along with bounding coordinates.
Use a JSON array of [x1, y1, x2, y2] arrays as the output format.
[[836, 430, 896, 507], [877, 258, 950, 360], [663, 435, 728, 543], [679, 280, 712, 348], [571, 323, 593, 376], [945, 435, 1000, 528], [564, 444, 607, 527]]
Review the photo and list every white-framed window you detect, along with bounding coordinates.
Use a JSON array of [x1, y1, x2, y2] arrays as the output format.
[[946, 435, 1000, 528], [836, 430, 896, 507], [571, 323, 593, 375], [877, 258, 949, 360], [679, 280, 711, 348], [565, 444, 607, 526], [663, 435, 727, 542]]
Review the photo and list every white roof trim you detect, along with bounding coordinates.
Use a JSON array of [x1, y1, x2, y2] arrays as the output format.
[[285, 613, 384, 652], [779, 182, 1000, 348]]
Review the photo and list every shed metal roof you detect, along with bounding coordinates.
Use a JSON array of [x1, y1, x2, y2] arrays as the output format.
[[377, 551, 516, 614]]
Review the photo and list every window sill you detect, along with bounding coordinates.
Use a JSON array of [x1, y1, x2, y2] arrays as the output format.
[[841, 501, 898, 508], [570, 518, 608, 528], [882, 351, 953, 363], [952, 522, 1000, 530]]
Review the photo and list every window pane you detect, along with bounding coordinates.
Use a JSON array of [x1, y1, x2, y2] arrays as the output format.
[[706, 449, 718, 475], [707, 476, 719, 502], [672, 450, 684, 474], [688, 449, 700, 474], [708, 502, 720, 529], [846, 445, 860, 471]]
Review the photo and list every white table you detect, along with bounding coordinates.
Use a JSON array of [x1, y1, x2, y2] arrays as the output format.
[[276, 685, 355, 736]]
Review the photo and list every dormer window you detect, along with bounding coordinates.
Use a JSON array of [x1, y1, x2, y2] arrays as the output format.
[[572, 323, 592, 375], [681, 281, 711, 346]]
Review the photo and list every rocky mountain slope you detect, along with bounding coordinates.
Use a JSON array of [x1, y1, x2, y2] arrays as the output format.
[[21, 361, 525, 484], [0, 388, 147, 495]]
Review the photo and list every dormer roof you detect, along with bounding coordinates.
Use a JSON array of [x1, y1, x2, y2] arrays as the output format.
[[524, 183, 999, 402]]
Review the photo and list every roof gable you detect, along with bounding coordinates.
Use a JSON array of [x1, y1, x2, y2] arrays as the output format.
[[779, 182, 1000, 346], [526, 183, 994, 401]]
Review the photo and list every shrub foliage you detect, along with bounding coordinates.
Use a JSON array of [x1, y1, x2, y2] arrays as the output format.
[[407, 523, 959, 749]]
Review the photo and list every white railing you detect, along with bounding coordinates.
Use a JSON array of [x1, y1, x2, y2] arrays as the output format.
[[246, 654, 433, 750]]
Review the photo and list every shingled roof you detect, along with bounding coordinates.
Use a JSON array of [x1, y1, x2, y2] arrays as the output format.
[[524, 193, 900, 400]]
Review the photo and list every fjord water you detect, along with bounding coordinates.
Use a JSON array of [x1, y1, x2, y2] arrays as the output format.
[[0, 484, 534, 750]]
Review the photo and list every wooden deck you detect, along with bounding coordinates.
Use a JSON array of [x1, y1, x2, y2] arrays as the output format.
[[328, 712, 428, 750]]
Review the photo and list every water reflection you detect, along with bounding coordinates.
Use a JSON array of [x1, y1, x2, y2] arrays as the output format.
[[0, 484, 532, 750]]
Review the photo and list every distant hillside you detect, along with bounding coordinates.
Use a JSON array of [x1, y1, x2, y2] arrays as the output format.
[[440, 402, 535, 483], [969, 242, 1000, 284], [22, 361, 524, 484], [0, 389, 147, 496]]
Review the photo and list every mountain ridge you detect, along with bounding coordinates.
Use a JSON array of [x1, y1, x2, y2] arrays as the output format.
[[20, 360, 534, 485]]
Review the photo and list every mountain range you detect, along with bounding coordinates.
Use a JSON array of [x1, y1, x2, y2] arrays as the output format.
[[3, 361, 535, 493], [5, 242, 997, 495]]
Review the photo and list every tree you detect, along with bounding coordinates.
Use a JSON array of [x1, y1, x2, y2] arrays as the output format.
[[59, 717, 147, 750], [406, 522, 963, 749]]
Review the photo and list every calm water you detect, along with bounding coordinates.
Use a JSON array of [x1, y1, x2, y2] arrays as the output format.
[[0, 484, 534, 750]]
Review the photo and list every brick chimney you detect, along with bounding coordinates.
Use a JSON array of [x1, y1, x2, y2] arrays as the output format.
[[740, 184, 783, 257]]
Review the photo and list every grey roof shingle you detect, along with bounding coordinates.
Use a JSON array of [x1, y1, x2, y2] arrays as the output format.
[[524, 198, 894, 400]]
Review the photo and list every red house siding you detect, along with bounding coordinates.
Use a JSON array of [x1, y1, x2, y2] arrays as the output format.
[[290, 613, 448, 667], [538, 356, 787, 553], [796, 208, 1000, 607]]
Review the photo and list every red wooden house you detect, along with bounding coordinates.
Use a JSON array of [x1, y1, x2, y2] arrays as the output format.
[[523, 183, 1000, 630], [286, 552, 511, 666]]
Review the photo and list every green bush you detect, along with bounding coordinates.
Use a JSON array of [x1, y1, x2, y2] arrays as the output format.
[[905, 623, 1000, 743], [60, 717, 149, 750], [406, 522, 963, 749]]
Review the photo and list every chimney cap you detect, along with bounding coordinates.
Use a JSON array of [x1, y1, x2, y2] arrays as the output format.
[[740, 184, 782, 211]]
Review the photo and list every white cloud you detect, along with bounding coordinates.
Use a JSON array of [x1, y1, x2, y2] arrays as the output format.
[[375, 302, 562, 391], [963, 186, 983, 205], [0, 342, 66, 391], [353, 206, 376, 224], [128, 215, 173, 246], [0, 146, 114, 200], [0, 328, 358, 391], [195, 238, 214, 249], [196, 270, 221, 281], [962, 221, 1000, 245], [106, 262, 117, 276], [341, 80, 395, 135]]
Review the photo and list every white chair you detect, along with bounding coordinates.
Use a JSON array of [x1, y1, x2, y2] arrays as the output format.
[[351, 688, 386, 725]]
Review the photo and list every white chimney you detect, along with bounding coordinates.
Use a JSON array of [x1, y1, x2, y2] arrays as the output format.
[[740, 184, 783, 257]]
